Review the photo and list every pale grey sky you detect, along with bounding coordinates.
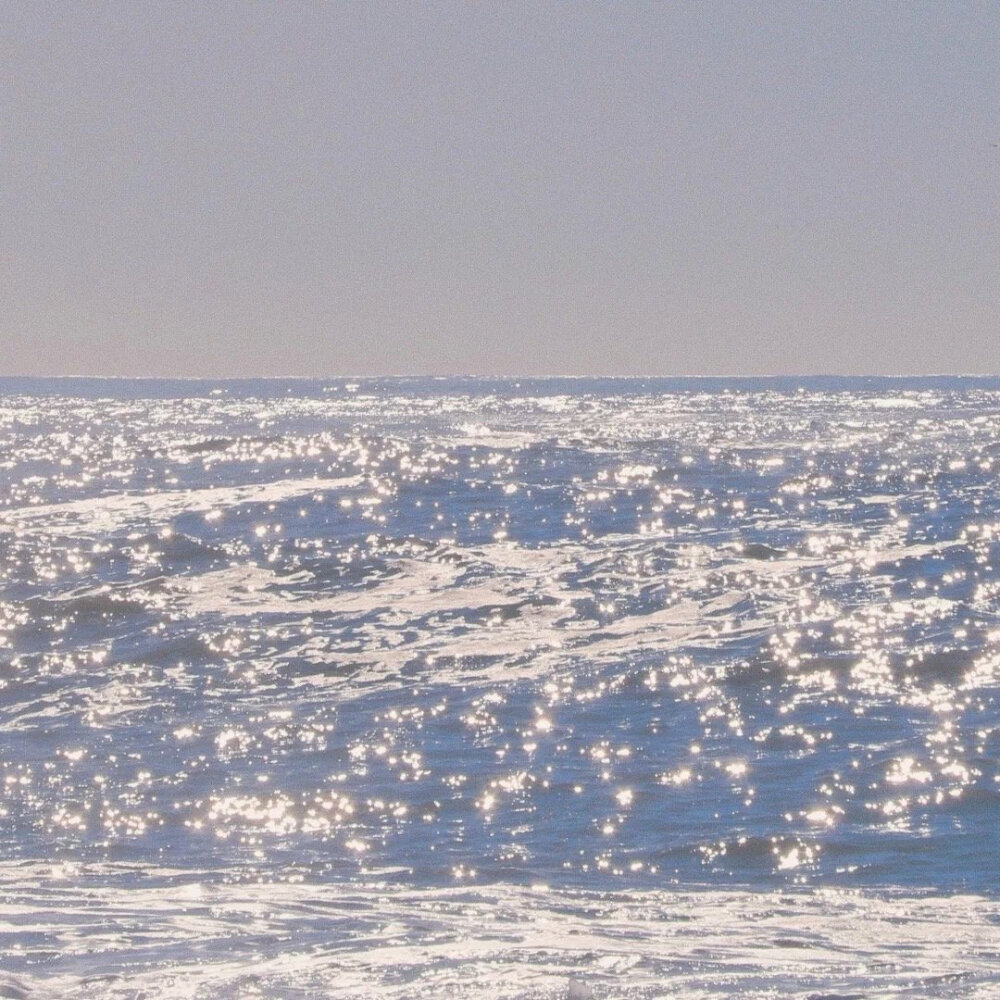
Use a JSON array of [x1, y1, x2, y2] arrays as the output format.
[[3, 1, 998, 376]]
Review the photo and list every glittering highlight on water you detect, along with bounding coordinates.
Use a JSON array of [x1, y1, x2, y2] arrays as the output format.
[[0, 376, 998, 997]]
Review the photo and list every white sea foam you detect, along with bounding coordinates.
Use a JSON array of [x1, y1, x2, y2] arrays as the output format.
[[0, 475, 364, 535], [0, 866, 996, 998]]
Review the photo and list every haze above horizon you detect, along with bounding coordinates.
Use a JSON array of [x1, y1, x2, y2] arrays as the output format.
[[4, 2, 998, 377]]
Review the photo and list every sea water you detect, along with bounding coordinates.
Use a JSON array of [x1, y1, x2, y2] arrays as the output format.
[[0, 376, 998, 997]]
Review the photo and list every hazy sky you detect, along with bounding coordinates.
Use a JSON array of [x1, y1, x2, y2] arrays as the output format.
[[3, 2, 998, 376]]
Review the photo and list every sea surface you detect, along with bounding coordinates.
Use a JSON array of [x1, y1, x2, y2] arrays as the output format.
[[1, 376, 999, 998]]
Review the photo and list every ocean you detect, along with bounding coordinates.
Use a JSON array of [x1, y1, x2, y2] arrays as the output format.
[[0, 376, 998, 997]]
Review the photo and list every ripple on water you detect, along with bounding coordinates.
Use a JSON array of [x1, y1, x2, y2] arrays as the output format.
[[1, 378, 999, 992]]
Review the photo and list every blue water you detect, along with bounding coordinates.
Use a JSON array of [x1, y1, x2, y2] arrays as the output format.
[[1, 377, 998, 997]]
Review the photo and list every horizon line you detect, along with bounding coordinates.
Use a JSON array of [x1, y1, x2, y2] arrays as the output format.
[[3, 372, 1000, 382]]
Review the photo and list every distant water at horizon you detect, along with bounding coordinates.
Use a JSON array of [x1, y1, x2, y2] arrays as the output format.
[[6, 372, 1000, 399], [1, 376, 998, 997]]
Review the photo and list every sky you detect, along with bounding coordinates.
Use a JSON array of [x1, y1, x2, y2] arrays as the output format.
[[3, 1, 998, 377]]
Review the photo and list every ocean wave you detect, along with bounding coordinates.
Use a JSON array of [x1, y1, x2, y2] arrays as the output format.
[[0, 869, 996, 998], [2, 379, 1000, 993]]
